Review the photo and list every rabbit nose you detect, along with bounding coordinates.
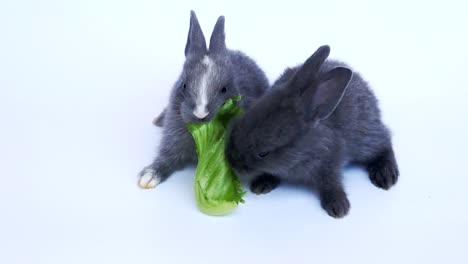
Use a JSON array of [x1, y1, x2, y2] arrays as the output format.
[[193, 107, 209, 119]]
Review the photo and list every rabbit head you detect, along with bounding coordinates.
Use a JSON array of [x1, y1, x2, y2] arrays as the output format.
[[226, 45, 353, 176], [178, 11, 239, 124]]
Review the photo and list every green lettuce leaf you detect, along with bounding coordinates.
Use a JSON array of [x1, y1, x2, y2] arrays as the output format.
[[187, 96, 245, 215]]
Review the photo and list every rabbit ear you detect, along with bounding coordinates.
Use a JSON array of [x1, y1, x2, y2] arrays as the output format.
[[291, 45, 330, 91], [209, 16, 227, 53], [185, 11, 207, 57], [303, 67, 353, 121]]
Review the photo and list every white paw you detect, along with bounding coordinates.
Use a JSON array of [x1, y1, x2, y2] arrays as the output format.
[[138, 169, 161, 189]]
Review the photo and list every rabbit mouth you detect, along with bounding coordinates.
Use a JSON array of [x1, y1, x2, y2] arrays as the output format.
[[234, 164, 251, 174], [181, 111, 214, 124], [226, 151, 251, 174]]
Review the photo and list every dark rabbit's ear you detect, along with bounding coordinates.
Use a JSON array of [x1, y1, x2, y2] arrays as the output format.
[[291, 45, 330, 91], [185, 10, 207, 57], [209, 16, 227, 53], [303, 67, 353, 121]]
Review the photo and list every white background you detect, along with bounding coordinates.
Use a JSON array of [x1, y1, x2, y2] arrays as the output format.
[[1, 0, 467, 263]]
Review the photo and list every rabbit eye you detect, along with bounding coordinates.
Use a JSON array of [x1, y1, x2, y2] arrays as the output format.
[[183, 83, 187, 90], [221, 87, 227, 93], [257, 151, 270, 158]]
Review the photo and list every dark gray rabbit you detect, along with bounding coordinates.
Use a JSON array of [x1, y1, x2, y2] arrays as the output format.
[[225, 45, 399, 218], [138, 11, 269, 188]]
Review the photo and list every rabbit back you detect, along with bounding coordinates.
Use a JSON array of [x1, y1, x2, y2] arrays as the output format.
[[253, 58, 392, 170], [318, 60, 392, 163]]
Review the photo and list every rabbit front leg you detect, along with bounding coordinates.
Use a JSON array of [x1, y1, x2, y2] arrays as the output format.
[[138, 154, 186, 189], [250, 173, 281, 194], [138, 132, 196, 189], [315, 166, 350, 218]]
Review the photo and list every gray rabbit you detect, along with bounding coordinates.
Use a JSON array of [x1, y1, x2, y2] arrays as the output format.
[[138, 11, 269, 188], [225, 45, 399, 218]]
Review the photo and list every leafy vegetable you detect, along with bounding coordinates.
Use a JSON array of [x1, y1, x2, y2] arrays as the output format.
[[187, 97, 245, 215]]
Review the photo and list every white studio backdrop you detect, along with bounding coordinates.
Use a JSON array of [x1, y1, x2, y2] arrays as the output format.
[[0, 0, 467, 264]]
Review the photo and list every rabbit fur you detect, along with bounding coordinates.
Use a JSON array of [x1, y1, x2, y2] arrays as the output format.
[[138, 11, 269, 189], [225, 45, 399, 218]]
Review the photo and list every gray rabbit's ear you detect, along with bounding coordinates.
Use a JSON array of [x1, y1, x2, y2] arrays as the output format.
[[292, 45, 330, 91], [185, 10, 207, 57], [209, 16, 226, 53], [303, 67, 353, 121]]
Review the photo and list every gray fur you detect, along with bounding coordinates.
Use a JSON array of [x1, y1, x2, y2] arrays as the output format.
[[225, 45, 399, 218], [140, 11, 269, 184], [152, 108, 166, 127]]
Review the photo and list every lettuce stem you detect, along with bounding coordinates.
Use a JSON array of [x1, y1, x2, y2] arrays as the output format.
[[187, 97, 245, 215]]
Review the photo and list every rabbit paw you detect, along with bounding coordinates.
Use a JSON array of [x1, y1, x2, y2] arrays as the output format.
[[138, 168, 161, 189], [250, 174, 280, 195], [367, 154, 399, 190], [320, 190, 350, 218]]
